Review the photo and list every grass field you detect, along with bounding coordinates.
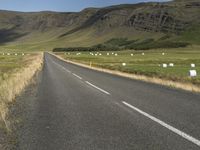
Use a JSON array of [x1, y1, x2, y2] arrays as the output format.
[[55, 48, 200, 85], [0, 53, 31, 80]]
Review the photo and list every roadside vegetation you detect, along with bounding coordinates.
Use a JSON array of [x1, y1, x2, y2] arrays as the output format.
[[55, 48, 200, 87], [0, 52, 43, 131]]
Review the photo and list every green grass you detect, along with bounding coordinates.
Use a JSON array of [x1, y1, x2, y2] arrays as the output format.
[[178, 25, 200, 44], [0, 53, 34, 81], [55, 48, 200, 85]]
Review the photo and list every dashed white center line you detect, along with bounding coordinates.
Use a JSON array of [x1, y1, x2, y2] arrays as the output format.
[[53, 60, 110, 94], [85, 81, 110, 95], [52, 61, 71, 73], [62, 67, 71, 73], [72, 73, 82, 80], [122, 101, 200, 147]]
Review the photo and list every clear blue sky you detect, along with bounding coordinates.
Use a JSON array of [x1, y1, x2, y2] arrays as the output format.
[[0, 0, 170, 12]]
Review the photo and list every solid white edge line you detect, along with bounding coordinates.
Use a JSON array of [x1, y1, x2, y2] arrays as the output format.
[[85, 81, 110, 95], [72, 73, 82, 80], [122, 101, 200, 147]]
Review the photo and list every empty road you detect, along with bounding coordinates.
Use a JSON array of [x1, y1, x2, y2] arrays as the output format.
[[17, 53, 200, 150]]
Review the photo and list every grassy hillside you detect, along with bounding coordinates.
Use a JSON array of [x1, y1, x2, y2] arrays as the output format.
[[0, 0, 199, 51]]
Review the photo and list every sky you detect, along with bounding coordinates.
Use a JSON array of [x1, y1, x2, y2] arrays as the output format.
[[0, 0, 170, 12]]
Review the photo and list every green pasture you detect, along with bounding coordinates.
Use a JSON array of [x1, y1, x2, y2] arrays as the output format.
[[55, 49, 200, 85], [0, 52, 31, 81]]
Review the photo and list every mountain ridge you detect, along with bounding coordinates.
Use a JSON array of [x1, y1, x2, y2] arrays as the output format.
[[0, 0, 199, 51]]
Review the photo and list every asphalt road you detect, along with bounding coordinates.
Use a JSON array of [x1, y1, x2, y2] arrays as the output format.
[[17, 53, 200, 150]]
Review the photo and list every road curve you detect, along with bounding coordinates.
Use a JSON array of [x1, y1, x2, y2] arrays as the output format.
[[17, 52, 200, 150]]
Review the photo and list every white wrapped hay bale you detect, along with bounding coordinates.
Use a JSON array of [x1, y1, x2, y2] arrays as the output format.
[[122, 63, 126, 66], [189, 70, 197, 77], [191, 64, 195, 68], [169, 63, 174, 67], [131, 54, 134, 56], [162, 64, 167, 68]]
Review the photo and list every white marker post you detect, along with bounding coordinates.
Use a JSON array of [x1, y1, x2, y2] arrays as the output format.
[[90, 61, 92, 67], [189, 70, 197, 77]]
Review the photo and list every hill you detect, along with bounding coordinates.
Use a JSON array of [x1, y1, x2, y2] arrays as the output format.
[[0, 0, 200, 51]]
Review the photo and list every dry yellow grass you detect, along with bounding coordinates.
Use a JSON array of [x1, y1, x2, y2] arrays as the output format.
[[51, 52, 200, 93], [0, 53, 43, 131]]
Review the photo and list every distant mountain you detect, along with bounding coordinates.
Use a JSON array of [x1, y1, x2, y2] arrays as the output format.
[[0, 0, 200, 51]]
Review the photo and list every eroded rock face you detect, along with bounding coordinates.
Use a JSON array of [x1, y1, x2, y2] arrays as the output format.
[[81, 1, 200, 35], [127, 11, 187, 34]]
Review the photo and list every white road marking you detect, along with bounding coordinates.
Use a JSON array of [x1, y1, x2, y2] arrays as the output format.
[[122, 101, 200, 147], [85, 81, 110, 95], [52, 61, 71, 73], [72, 73, 82, 80], [62, 67, 71, 73]]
